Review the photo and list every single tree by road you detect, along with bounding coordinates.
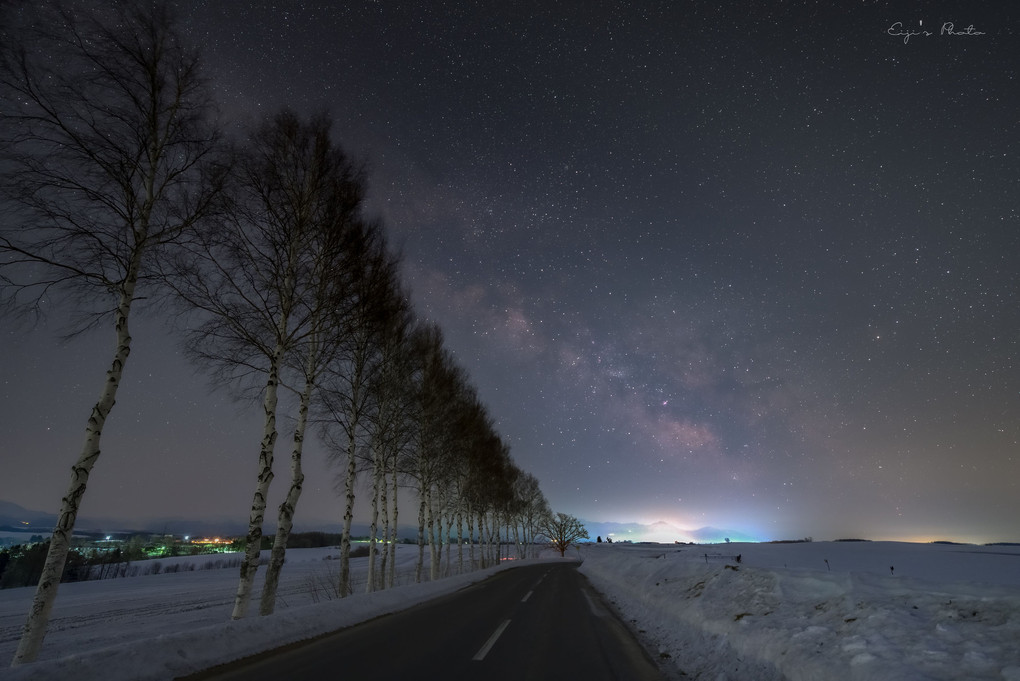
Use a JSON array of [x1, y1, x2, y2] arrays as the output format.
[[538, 512, 590, 557]]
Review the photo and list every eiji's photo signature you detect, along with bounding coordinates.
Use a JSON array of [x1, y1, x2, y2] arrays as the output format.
[[886, 20, 986, 44]]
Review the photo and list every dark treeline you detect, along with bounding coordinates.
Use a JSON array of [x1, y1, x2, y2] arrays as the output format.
[[0, 0, 559, 665], [0, 542, 152, 587], [0, 541, 250, 589], [286, 532, 344, 549]]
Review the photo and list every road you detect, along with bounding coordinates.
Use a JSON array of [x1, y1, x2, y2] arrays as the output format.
[[185, 561, 665, 681]]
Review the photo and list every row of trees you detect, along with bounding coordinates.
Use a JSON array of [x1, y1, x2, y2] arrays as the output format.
[[0, 1, 572, 666]]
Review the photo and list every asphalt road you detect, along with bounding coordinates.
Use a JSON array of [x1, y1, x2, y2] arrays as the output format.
[[185, 561, 665, 681]]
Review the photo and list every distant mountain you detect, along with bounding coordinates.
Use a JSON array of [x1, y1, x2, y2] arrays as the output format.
[[0, 500, 203, 535], [0, 501, 250, 536], [687, 526, 758, 543], [580, 519, 757, 544], [4, 500, 757, 545], [0, 499, 55, 530], [0, 500, 409, 539]]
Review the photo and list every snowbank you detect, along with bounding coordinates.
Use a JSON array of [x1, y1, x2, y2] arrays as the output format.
[[0, 546, 559, 681], [578, 542, 1020, 681]]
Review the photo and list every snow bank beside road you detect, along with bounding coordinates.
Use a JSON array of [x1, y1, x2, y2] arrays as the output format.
[[578, 542, 1020, 681], [5, 571, 484, 681], [1, 551, 561, 681]]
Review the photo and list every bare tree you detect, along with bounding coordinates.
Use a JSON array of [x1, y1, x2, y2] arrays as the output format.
[[317, 234, 397, 597], [166, 110, 364, 619], [0, 2, 223, 665], [445, 390, 485, 574], [403, 324, 466, 582], [513, 472, 550, 559], [384, 413, 411, 589], [538, 512, 590, 557], [258, 146, 369, 616], [362, 282, 415, 593], [461, 425, 514, 568]]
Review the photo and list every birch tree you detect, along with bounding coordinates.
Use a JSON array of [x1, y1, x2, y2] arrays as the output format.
[[363, 282, 415, 593], [456, 393, 499, 570], [257, 147, 368, 616], [317, 226, 397, 597], [513, 472, 550, 559], [404, 324, 463, 582], [0, 2, 223, 665], [166, 110, 364, 619], [466, 432, 515, 567]]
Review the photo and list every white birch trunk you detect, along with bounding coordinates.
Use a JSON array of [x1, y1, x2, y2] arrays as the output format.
[[378, 464, 389, 590], [387, 466, 399, 589], [12, 280, 137, 665], [476, 513, 484, 569], [230, 345, 283, 620], [436, 487, 447, 577], [489, 515, 497, 566], [258, 373, 312, 616], [477, 513, 488, 569], [491, 515, 500, 565], [443, 509, 452, 576], [337, 351, 367, 599], [467, 508, 475, 569], [427, 486, 439, 581], [365, 439, 383, 593], [456, 509, 464, 574], [339, 429, 358, 598], [415, 492, 426, 584]]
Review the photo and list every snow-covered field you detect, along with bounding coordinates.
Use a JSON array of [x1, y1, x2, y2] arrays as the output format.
[[1, 541, 1018, 680], [579, 541, 1020, 681], [0, 544, 536, 680]]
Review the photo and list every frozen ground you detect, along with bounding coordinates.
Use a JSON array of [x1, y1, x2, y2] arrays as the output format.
[[1, 541, 1019, 680]]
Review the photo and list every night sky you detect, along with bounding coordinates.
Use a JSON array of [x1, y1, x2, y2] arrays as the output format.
[[2, 1, 1018, 543]]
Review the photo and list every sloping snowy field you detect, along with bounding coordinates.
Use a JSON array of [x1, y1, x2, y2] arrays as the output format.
[[1, 541, 1018, 680], [579, 542, 1020, 681], [0, 544, 542, 680]]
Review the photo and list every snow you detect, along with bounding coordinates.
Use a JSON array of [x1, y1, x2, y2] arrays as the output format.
[[578, 541, 1020, 681], [0, 545, 544, 680], [2, 541, 1019, 680]]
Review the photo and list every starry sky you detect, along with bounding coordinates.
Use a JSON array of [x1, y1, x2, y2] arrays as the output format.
[[2, 1, 1018, 544]]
